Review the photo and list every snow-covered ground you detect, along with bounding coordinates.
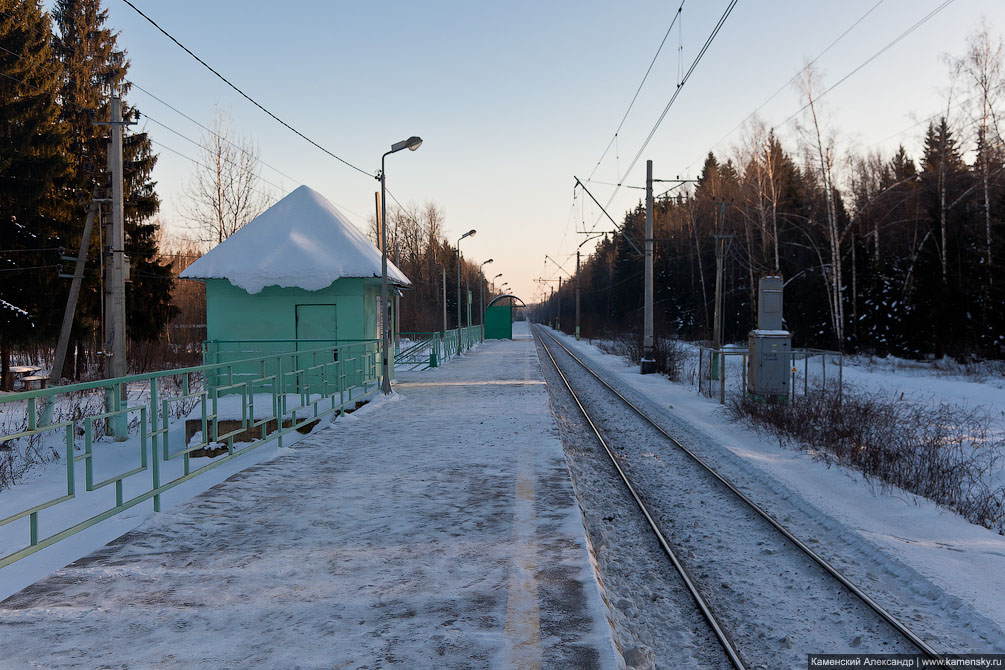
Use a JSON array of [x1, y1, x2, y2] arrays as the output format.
[[558, 328, 1005, 633], [0, 390, 350, 601], [678, 340, 1005, 412], [0, 331, 617, 668]]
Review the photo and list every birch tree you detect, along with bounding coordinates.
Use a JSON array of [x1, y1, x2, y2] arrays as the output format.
[[181, 107, 271, 248], [956, 22, 1004, 276], [798, 67, 845, 348]]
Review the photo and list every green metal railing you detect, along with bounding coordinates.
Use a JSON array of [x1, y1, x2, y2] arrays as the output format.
[[0, 339, 381, 569], [396, 332, 442, 369], [395, 327, 483, 369]]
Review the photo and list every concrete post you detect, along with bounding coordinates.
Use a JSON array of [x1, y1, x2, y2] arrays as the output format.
[[641, 159, 655, 374], [104, 97, 127, 440], [575, 249, 581, 340]]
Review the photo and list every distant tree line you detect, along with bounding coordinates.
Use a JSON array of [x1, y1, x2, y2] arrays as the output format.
[[0, 0, 174, 386], [543, 28, 1005, 360], [368, 202, 497, 333]]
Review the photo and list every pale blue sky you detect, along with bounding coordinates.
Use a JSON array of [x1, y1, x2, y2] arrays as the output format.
[[73, 0, 1005, 302]]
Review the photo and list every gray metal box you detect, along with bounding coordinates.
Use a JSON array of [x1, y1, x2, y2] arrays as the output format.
[[748, 330, 791, 397], [757, 276, 784, 331]]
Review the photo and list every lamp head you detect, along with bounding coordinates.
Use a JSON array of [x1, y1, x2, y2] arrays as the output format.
[[482, 259, 494, 266], [459, 229, 476, 241], [390, 136, 423, 153]]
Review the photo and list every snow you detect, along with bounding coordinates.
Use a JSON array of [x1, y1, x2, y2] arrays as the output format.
[[0, 328, 617, 667], [0, 299, 29, 317], [0, 391, 345, 602], [556, 328, 1005, 637], [179, 185, 410, 294]]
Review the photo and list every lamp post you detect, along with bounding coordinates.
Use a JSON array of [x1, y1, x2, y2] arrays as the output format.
[[479, 259, 493, 335], [440, 264, 447, 334], [379, 135, 422, 395], [456, 229, 476, 352], [492, 273, 503, 297]]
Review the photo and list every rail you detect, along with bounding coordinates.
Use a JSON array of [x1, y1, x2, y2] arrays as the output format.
[[0, 339, 381, 569], [537, 326, 946, 666], [533, 325, 746, 668]]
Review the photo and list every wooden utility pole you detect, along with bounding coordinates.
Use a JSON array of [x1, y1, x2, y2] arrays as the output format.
[[641, 160, 655, 374], [51, 202, 99, 384]]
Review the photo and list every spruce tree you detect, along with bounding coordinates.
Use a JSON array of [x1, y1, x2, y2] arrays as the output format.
[[53, 0, 174, 377], [915, 119, 975, 357], [0, 0, 70, 387]]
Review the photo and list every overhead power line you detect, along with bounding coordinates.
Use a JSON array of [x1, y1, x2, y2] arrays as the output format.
[[776, 0, 956, 128], [148, 131, 368, 226], [624, 0, 738, 180], [3, 33, 305, 196], [1, 21, 371, 228], [142, 113, 290, 194], [587, 1, 686, 183], [119, 0, 373, 178], [678, 0, 956, 185], [130, 82, 302, 186], [703, 0, 887, 156], [587, 0, 739, 233]]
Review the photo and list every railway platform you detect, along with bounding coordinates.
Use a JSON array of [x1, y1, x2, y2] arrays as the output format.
[[0, 322, 618, 668]]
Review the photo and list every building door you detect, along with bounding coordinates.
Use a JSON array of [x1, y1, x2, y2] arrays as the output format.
[[295, 304, 337, 392]]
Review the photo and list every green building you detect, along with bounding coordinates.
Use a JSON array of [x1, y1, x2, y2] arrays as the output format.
[[180, 185, 409, 380]]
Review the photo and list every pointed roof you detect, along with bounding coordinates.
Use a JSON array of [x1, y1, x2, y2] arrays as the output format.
[[180, 185, 410, 294]]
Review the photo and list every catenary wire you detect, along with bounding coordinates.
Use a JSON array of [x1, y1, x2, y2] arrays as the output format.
[[586, 2, 686, 183], [587, 0, 739, 236], [776, 0, 956, 129], [700, 0, 887, 161]]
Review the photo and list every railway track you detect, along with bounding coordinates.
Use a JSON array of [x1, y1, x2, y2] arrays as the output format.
[[533, 324, 947, 669]]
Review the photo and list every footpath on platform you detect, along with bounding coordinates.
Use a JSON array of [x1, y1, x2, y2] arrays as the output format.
[[0, 322, 618, 669]]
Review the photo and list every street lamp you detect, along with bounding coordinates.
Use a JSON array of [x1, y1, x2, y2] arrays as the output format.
[[479, 259, 493, 335], [492, 273, 503, 296], [380, 135, 422, 395], [456, 229, 476, 353]]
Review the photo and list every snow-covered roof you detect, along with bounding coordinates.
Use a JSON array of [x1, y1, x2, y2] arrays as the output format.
[[180, 185, 410, 294]]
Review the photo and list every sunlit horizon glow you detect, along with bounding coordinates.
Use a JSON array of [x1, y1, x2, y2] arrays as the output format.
[[61, 0, 1005, 304]]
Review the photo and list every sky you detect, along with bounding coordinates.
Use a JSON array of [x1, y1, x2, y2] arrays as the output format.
[[67, 0, 1005, 304]]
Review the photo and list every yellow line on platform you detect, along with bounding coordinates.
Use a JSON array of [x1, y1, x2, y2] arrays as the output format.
[[395, 380, 545, 387], [503, 441, 542, 669]]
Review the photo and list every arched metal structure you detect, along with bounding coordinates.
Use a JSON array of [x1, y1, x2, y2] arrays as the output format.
[[486, 294, 526, 308], [484, 295, 525, 339]]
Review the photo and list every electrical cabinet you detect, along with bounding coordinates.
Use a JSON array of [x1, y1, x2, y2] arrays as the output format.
[[747, 330, 791, 398]]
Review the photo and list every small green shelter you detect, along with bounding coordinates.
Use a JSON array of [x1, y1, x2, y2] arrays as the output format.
[[180, 185, 409, 367], [484, 295, 525, 339]]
